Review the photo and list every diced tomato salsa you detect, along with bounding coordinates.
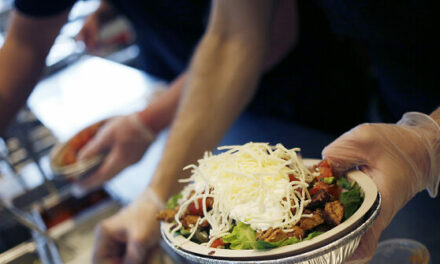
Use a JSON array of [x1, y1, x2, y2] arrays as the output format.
[[210, 238, 225, 248]]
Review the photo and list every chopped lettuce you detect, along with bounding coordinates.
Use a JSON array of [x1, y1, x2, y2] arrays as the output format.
[[167, 193, 182, 209], [255, 239, 284, 249], [339, 184, 363, 219], [255, 231, 322, 249], [178, 228, 192, 237], [222, 222, 257, 249], [222, 222, 327, 250], [337, 177, 352, 190], [304, 231, 324, 240], [321, 177, 336, 184], [255, 235, 301, 249], [337, 177, 364, 219], [281, 236, 301, 246]]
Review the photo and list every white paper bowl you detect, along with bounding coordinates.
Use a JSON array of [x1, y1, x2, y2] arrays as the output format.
[[161, 159, 379, 262]]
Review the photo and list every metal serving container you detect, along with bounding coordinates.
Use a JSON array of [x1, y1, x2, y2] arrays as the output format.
[[161, 193, 381, 264], [32, 189, 122, 264], [45, 200, 121, 264]]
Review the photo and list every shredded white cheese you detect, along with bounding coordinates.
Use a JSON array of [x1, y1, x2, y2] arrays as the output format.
[[172, 142, 317, 246]]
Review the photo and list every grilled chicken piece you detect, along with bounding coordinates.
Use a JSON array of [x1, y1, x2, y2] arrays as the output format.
[[299, 209, 324, 231], [205, 197, 214, 208], [181, 215, 200, 229], [324, 200, 345, 226], [287, 226, 305, 240], [315, 224, 332, 233], [156, 208, 177, 222], [257, 228, 288, 243], [200, 219, 210, 228], [308, 190, 331, 209]]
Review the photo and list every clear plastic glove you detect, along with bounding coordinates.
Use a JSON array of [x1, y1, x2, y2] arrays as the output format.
[[76, 113, 155, 190], [93, 188, 166, 264], [75, 1, 117, 50], [76, 12, 101, 49], [322, 112, 440, 263]]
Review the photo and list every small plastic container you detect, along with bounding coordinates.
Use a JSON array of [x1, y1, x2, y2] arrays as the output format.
[[370, 238, 431, 264]]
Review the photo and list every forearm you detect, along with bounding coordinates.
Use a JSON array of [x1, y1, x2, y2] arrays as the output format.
[[94, 0, 118, 24], [137, 73, 185, 133], [430, 107, 440, 126], [0, 40, 46, 131], [150, 31, 269, 200], [137, 0, 297, 135], [0, 11, 68, 133], [263, 0, 298, 71]]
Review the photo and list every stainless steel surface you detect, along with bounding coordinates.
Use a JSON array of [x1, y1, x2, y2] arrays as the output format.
[[0, 242, 37, 264], [0, 197, 73, 263], [0, 199, 54, 244], [46, 200, 121, 264], [0, 186, 121, 264], [161, 193, 381, 264], [31, 208, 73, 264], [0, 209, 32, 254]]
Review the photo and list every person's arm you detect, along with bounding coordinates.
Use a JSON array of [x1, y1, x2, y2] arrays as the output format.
[[265, 0, 297, 70], [137, 73, 185, 134], [92, 1, 277, 263], [430, 107, 440, 126], [0, 10, 70, 133], [75, 0, 118, 49], [137, 0, 297, 133], [149, 0, 276, 200], [76, 74, 185, 189]]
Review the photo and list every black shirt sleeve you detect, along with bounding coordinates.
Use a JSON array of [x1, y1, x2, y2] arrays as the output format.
[[14, 0, 77, 17]]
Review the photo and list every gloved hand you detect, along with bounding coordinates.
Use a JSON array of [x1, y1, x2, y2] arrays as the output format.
[[76, 113, 155, 190], [76, 11, 101, 49], [93, 188, 166, 264], [322, 112, 440, 263], [75, 1, 117, 49]]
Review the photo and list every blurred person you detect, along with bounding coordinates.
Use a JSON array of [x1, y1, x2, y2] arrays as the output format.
[[75, 0, 118, 51], [90, 1, 440, 264]]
